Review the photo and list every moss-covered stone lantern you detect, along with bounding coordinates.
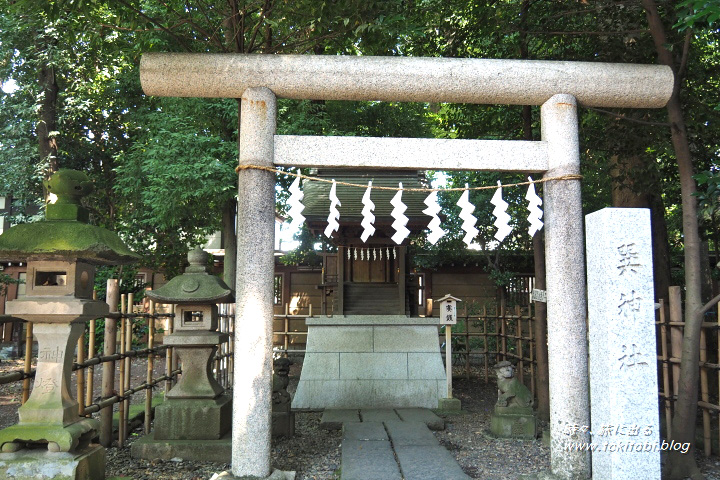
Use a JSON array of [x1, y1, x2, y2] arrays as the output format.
[[0, 169, 139, 479], [131, 248, 233, 461]]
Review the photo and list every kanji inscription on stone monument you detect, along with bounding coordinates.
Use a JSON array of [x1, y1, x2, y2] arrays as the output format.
[[586, 208, 660, 479]]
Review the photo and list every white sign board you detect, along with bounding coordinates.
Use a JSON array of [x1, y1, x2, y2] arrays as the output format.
[[532, 288, 547, 303], [440, 299, 457, 325]]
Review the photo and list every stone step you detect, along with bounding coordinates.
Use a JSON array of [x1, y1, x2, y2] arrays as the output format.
[[341, 439, 402, 480], [384, 420, 439, 446], [395, 407, 445, 431], [320, 409, 361, 431], [394, 444, 471, 480], [339, 410, 469, 480]]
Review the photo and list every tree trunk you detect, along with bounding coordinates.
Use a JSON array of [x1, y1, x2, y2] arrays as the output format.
[[642, 1, 704, 478], [609, 154, 673, 303], [518, 1, 550, 420], [36, 34, 59, 187], [222, 198, 237, 291]]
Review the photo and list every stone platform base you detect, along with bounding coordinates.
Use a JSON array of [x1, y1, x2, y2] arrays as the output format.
[[154, 395, 231, 440], [209, 469, 295, 480], [292, 316, 446, 409], [490, 406, 537, 439], [0, 444, 105, 480], [131, 431, 231, 462]]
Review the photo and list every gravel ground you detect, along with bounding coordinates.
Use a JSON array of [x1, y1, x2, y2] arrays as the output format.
[[3, 355, 720, 479]]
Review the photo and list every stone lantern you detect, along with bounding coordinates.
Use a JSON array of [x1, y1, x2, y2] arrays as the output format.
[[132, 248, 233, 462], [0, 169, 139, 479]]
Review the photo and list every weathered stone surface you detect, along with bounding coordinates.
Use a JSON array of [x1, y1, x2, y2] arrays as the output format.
[[297, 353, 340, 380], [233, 87, 277, 479], [320, 409, 360, 431], [541, 94, 591, 479], [275, 136, 548, 173], [384, 420, 438, 446], [342, 422, 387, 441], [0, 444, 105, 480], [165, 345, 225, 399], [15, 322, 85, 426], [141, 53, 673, 108], [131, 431, 231, 462], [490, 408, 538, 439], [373, 325, 444, 352], [293, 379, 443, 409], [339, 353, 407, 380], [153, 396, 231, 440], [341, 439, 401, 480], [407, 353, 447, 380], [146, 248, 234, 305], [359, 409, 401, 423], [437, 397, 462, 413], [293, 316, 445, 409], [394, 408, 444, 431], [586, 208, 660, 479], [394, 445, 470, 480], [305, 326, 373, 353]]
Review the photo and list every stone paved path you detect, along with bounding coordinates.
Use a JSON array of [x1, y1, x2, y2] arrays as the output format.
[[321, 408, 470, 480]]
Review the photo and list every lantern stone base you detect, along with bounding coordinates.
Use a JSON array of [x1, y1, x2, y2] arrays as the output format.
[[0, 418, 99, 453], [489, 406, 537, 439], [153, 395, 232, 440], [131, 431, 232, 462], [0, 443, 105, 480]]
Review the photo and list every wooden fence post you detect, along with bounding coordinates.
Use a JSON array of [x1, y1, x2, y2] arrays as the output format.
[[100, 278, 119, 447]]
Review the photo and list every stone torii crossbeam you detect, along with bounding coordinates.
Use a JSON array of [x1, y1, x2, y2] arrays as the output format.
[[140, 53, 673, 480]]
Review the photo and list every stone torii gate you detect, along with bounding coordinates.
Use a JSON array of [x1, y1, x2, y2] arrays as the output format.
[[140, 54, 673, 480]]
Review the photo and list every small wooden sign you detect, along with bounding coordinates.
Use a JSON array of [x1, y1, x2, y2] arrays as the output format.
[[532, 288, 547, 303], [437, 294, 461, 325]]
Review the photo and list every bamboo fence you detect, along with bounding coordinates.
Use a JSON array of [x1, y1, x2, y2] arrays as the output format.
[[0, 294, 234, 448]]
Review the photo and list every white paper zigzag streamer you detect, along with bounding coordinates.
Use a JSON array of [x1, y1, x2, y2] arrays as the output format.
[[287, 169, 305, 233], [525, 177, 544, 237], [422, 190, 446, 245], [491, 181, 512, 242], [360, 181, 376, 243], [390, 183, 410, 244], [457, 184, 479, 246], [324, 180, 341, 238]]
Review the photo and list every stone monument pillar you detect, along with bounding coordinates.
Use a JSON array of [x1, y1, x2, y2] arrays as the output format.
[[131, 248, 234, 462], [0, 169, 139, 480], [586, 208, 660, 479]]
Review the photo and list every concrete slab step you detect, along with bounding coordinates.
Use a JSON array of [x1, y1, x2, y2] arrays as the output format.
[[359, 408, 402, 423], [341, 439, 402, 480], [384, 420, 439, 446], [342, 421, 388, 441], [394, 445, 471, 480], [395, 407, 445, 430], [320, 409, 360, 431]]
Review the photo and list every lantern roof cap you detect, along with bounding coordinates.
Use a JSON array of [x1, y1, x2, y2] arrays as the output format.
[[0, 169, 139, 264], [146, 248, 234, 304]]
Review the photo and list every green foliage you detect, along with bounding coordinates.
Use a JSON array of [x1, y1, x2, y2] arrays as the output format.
[[676, 0, 720, 30], [0, 273, 21, 297], [93, 265, 146, 304]]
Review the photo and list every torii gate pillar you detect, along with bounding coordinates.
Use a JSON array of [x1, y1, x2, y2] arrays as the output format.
[[234, 87, 277, 477], [542, 94, 590, 476]]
